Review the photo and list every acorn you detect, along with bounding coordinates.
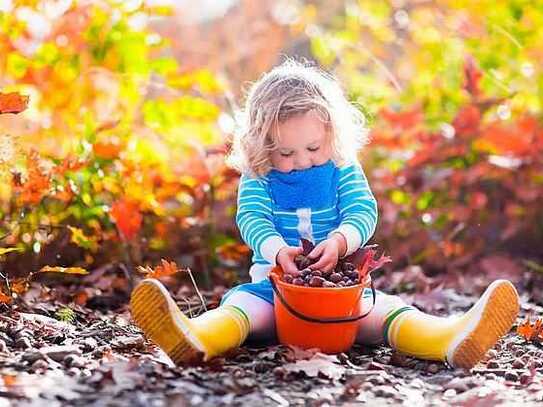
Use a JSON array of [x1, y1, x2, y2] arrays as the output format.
[[295, 255, 313, 270], [348, 271, 360, 281], [309, 276, 325, 287], [342, 262, 355, 271]]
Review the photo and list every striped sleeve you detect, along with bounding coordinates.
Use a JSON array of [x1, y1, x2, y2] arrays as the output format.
[[328, 163, 378, 255], [235, 175, 288, 265]]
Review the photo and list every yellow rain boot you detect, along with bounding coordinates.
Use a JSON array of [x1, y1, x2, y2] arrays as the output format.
[[130, 279, 250, 365], [384, 280, 519, 369]]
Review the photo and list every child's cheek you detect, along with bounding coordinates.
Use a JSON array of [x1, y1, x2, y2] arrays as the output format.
[[279, 160, 293, 172], [318, 146, 332, 163], [272, 156, 293, 173]]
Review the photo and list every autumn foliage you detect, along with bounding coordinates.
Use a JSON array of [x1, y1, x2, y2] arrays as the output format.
[[0, 1, 542, 302]]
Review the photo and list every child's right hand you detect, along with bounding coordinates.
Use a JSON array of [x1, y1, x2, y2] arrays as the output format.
[[276, 246, 304, 275]]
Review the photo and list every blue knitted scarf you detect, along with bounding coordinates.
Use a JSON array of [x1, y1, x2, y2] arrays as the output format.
[[267, 160, 339, 210]]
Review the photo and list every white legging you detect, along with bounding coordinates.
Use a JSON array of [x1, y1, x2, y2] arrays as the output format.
[[221, 289, 407, 345]]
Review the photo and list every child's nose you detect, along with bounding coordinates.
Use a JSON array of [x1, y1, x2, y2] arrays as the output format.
[[295, 154, 312, 170]]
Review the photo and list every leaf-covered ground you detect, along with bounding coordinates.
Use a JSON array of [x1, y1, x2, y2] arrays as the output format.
[[1, 270, 543, 406]]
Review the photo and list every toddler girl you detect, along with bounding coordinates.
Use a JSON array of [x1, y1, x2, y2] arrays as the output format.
[[131, 60, 520, 369]]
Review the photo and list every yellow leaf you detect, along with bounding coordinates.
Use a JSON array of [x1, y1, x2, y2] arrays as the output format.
[[67, 226, 98, 252], [0, 247, 21, 256], [38, 266, 89, 275]]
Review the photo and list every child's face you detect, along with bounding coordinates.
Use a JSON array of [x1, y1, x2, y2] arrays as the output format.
[[270, 110, 332, 173]]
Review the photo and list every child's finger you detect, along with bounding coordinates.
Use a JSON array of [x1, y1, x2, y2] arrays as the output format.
[[308, 246, 328, 268], [307, 244, 324, 259], [283, 261, 299, 275], [313, 250, 339, 272], [310, 253, 331, 271]]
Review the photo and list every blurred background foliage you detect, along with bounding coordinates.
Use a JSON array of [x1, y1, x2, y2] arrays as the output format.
[[0, 0, 542, 295]]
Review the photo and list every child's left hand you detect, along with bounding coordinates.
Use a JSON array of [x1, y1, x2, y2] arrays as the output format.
[[307, 233, 347, 272]]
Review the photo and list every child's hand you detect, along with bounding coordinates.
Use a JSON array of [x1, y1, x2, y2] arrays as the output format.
[[307, 233, 347, 273], [276, 246, 304, 275]]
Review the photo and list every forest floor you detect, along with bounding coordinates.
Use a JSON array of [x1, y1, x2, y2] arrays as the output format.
[[1, 264, 543, 406]]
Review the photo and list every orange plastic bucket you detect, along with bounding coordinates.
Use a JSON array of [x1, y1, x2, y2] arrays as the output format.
[[269, 266, 375, 354]]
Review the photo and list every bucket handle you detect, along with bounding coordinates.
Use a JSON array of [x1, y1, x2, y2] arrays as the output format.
[[269, 277, 376, 324]]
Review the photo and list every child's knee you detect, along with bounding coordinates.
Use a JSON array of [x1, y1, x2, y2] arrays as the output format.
[[356, 291, 408, 345], [221, 291, 276, 339]]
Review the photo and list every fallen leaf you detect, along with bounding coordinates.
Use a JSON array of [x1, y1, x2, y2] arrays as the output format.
[[0, 247, 21, 256], [137, 259, 183, 279], [282, 352, 346, 380], [517, 317, 543, 343], [0, 290, 13, 304], [10, 277, 29, 295], [285, 345, 320, 361], [38, 266, 89, 275]]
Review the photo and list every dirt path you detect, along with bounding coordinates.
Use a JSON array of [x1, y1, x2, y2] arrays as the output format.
[[1, 289, 542, 406]]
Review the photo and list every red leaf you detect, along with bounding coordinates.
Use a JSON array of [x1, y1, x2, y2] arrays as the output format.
[[517, 318, 543, 343], [380, 107, 423, 130], [110, 199, 142, 240], [138, 259, 183, 279], [345, 245, 392, 280], [300, 238, 315, 256], [477, 119, 535, 156], [13, 151, 51, 204], [0, 290, 12, 304], [453, 105, 481, 138], [0, 92, 29, 114], [463, 56, 483, 97]]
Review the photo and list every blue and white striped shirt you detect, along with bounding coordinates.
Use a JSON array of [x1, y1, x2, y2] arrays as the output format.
[[236, 161, 378, 281]]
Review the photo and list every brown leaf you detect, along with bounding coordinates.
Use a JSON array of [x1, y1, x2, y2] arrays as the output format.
[[0, 92, 29, 114], [282, 352, 346, 380], [10, 278, 30, 295]]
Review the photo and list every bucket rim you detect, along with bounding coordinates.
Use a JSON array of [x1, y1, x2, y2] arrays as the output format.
[[269, 266, 371, 292]]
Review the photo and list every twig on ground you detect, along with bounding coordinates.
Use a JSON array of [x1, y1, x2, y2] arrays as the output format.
[[185, 267, 207, 312]]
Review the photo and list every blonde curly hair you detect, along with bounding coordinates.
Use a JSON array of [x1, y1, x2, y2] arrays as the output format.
[[227, 59, 369, 177]]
